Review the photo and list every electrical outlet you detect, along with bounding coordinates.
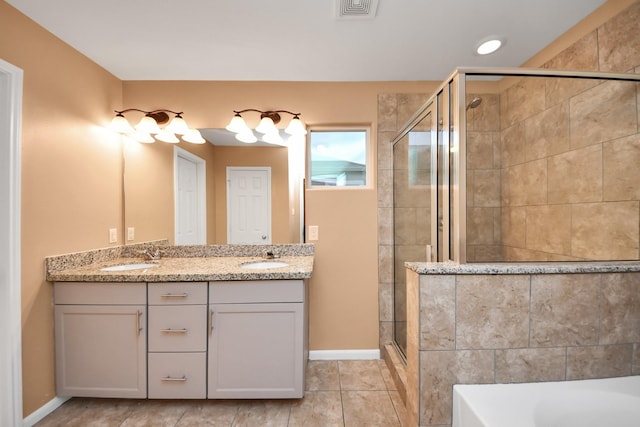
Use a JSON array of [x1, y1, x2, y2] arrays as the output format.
[[108, 228, 118, 243], [308, 225, 319, 241], [127, 227, 135, 241]]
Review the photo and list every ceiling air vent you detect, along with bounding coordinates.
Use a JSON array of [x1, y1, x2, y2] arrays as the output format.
[[336, 0, 379, 19]]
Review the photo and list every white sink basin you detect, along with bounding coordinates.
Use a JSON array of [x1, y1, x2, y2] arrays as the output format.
[[241, 261, 289, 270], [100, 263, 159, 272]]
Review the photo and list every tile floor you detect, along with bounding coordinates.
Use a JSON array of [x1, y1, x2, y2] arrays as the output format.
[[36, 360, 406, 426]]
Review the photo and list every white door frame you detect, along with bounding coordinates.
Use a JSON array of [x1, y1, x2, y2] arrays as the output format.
[[173, 146, 206, 245], [0, 58, 24, 427], [226, 167, 272, 244]]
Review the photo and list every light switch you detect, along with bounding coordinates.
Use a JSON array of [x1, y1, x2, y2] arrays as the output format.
[[127, 227, 135, 241], [308, 225, 319, 241], [108, 228, 118, 243]]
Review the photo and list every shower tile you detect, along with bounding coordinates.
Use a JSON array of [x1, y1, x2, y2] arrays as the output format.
[[467, 131, 495, 169], [500, 77, 546, 130], [524, 101, 570, 161], [599, 273, 640, 345], [419, 275, 455, 350], [394, 208, 419, 245], [176, 401, 240, 427], [504, 246, 550, 262], [571, 201, 639, 260], [502, 206, 526, 248], [525, 205, 571, 255], [419, 350, 494, 426], [530, 274, 600, 347], [471, 245, 504, 262], [500, 121, 525, 167], [378, 208, 393, 246], [502, 159, 547, 207], [495, 348, 566, 383], [570, 80, 637, 150], [603, 133, 640, 201], [377, 169, 393, 208], [378, 94, 397, 132], [597, 1, 640, 73], [231, 400, 292, 427], [378, 131, 396, 171], [467, 207, 496, 245], [544, 31, 599, 107], [289, 391, 343, 427], [467, 93, 500, 132], [547, 144, 602, 204], [456, 275, 530, 349], [306, 360, 340, 391], [342, 390, 401, 427], [379, 281, 393, 323], [567, 344, 633, 380], [378, 242, 393, 282], [472, 169, 501, 207], [397, 93, 428, 128]]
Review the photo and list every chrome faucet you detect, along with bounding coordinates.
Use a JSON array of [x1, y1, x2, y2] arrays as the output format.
[[141, 249, 162, 261], [264, 250, 280, 259]]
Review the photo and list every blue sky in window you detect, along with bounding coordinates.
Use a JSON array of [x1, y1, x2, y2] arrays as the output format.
[[310, 131, 366, 165]]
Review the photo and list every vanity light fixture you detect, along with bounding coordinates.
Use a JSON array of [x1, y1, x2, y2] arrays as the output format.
[[225, 109, 307, 144], [110, 108, 206, 144]]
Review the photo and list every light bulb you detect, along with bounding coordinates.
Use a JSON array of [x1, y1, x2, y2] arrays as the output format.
[[235, 130, 257, 143], [165, 115, 190, 135], [255, 116, 278, 135], [182, 129, 206, 144], [226, 114, 249, 133], [262, 131, 284, 145], [110, 114, 135, 134], [135, 116, 162, 134], [132, 131, 155, 143], [155, 130, 179, 143], [284, 116, 307, 136]]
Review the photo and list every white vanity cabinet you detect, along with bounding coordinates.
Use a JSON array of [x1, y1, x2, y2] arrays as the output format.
[[147, 282, 207, 399], [208, 280, 308, 399], [53, 282, 147, 398]]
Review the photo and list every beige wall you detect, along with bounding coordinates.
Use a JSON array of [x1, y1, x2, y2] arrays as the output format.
[[0, 0, 123, 416]]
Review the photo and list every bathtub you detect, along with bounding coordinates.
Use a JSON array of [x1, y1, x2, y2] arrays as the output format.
[[452, 376, 640, 427]]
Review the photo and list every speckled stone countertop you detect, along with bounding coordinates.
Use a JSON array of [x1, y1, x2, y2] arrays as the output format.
[[406, 260, 640, 275], [46, 242, 314, 282]]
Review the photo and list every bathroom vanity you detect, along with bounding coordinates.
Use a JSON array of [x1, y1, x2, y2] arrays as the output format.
[[47, 244, 313, 400]]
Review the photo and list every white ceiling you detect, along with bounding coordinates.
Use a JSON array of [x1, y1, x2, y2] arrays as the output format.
[[7, 0, 607, 82]]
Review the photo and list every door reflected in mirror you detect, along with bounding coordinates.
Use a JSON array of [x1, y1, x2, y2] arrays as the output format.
[[123, 128, 304, 245]]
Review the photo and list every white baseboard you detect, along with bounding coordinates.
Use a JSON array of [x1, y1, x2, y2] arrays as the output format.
[[309, 349, 380, 360], [23, 396, 70, 427]]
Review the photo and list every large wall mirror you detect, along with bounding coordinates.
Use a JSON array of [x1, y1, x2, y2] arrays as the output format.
[[123, 128, 305, 245]]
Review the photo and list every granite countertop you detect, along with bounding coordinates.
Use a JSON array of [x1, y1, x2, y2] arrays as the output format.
[[48, 256, 314, 282], [406, 260, 640, 275]]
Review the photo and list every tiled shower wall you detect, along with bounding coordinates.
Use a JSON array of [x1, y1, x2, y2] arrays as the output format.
[[377, 93, 428, 351], [470, 2, 640, 262]]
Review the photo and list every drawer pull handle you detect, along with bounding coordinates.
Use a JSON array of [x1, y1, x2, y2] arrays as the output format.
[[160, 376, 187, 382], [160, 293, 188, 298], [160, 328, 188, 333], [136, 310, 143, 336]]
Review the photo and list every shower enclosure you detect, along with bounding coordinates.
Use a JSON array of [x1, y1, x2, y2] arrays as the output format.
[[390, 68, 640, 358]]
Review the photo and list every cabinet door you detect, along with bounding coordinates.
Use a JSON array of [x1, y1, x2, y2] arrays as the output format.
[[54, 305, 146, 398], [208, 303, 304, 399]]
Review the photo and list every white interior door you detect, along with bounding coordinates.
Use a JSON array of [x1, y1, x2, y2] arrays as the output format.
[[0, 59, 23, 427], [227, 167, 271, 244], [174, 147, 206, 245]]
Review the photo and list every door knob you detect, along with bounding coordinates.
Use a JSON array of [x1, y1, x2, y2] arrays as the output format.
[[262, 235, 267, 240]]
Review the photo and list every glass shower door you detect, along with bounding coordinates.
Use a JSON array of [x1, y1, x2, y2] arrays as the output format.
[[392, 105, 434, 357]]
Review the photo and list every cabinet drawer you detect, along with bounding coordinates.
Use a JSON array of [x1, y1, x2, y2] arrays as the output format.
[[148, 282, 207, 305], [210, 280, 304, 304], [54, 282, 146, 305], [148, 352, 206, 399], [148, 305, 207, 352]]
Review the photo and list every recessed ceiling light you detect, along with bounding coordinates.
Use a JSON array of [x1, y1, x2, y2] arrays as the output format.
[[475, 37, 505, 55]]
